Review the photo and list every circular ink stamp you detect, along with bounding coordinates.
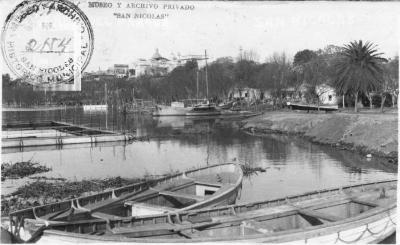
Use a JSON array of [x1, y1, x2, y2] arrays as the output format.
[[1, 0, 94, 88]]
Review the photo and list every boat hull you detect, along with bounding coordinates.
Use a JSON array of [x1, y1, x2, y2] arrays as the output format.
[[37, 180, 396, 243], [39, 205, 396, 244], [9, 163, 243, 242], [152, 105, 192, 116], [83, 105, 108, 111], [185, 111, 221, 116], [287, 102, 338, 112]]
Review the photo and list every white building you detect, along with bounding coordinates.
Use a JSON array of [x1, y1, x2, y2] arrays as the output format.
[[228, 87, 262, 102], [132, 49, 182, 77], [114, 64, 129, 78], [316, 84, 337, 105]]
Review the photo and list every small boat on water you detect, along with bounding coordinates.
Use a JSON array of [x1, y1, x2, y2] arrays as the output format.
[[32, 179, 396, 243], [7, 163, 243, 242], [186, 101, 221, 116], [217, 101, 234, 110], [83, 104, 108, 111], [152, 102, 193, 116]]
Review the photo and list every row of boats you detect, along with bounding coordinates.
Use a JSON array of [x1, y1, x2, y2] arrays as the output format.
[[2, 163, 396, 243], [82, 100, 240, 117], [153, 101, 223, 117]]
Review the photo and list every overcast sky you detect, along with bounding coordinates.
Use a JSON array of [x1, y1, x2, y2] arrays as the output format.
[[1, 1, 399, 74]]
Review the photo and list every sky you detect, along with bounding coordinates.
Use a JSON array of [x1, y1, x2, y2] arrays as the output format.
[[1, 1, 399, 74]]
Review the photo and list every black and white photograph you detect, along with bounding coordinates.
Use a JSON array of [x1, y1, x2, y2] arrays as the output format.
[[0, 0, 398, 243]]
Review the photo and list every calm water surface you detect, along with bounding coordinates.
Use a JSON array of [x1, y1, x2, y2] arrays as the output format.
[[2, 108, 397, 205]]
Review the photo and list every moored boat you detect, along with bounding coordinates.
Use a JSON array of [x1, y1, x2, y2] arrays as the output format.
[[287, 102, 338, 112], [152, 102, 193, 116], [35, 179, 395, 243], [83, 104, 108, 111], [7, 163, 243, 242], [186, 101, 221, 116], [217, 101, 234, 110]]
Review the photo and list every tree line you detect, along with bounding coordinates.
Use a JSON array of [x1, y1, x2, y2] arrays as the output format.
[[2, 40, 398, 112]]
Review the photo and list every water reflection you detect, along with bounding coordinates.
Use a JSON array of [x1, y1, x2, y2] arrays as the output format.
[[2, 109, 397, 202]]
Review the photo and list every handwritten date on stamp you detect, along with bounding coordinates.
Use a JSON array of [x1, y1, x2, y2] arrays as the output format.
[[25, 37, 72, 53]]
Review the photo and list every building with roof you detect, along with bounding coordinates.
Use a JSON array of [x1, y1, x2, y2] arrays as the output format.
[[132, 49, 182, 77]]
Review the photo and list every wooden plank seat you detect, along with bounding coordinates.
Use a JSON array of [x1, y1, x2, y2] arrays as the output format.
[[159, 191, 205, 202], [298, 208, 342, 224], [350, 198, 379, 207], [123, 201, 177, 212], [80, 189, 159, 212], [111, 223, 178, 235], [241, 220, 273, 234], [91, 212, 125, 221], [193, 180, 223, 188], [187, 216, 213, 224], [207, 184, 234, 197], [110, 219, 222, 236], [152, 178, 195, 192]]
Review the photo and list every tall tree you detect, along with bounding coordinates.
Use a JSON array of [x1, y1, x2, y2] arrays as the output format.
[[293, 49, 317, 67], [261, 52, 294, 109], [380, 56, 399, 112], [333, 40, 387, 112]]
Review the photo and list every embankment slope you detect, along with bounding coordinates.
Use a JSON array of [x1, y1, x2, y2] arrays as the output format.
[[242, 111, 398, 160]]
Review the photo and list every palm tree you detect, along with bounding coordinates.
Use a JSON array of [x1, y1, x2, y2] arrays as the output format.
[[333, 40, 387, 112]]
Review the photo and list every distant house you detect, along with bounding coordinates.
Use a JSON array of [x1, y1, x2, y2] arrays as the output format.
[[316, 84, 337, 105], [298, 83, 338, 105], [228, 87, 261, 102], [261, 83, 337, 105], [114, 64, 129, 78], [262, 87, 301, 102], [132, 49, 182, 77]]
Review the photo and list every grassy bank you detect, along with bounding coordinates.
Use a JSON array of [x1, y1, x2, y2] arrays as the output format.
[[241, 111, 398, 161]]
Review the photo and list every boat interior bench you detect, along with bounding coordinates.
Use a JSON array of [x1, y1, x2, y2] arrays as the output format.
[[123, 201, 178, 217], [297, 208, 342, 225], [110, 222, 178, 235], [153, 178, 195, 192], [159, 191, 205, 202], [91, 212, 126, 221], [110, 218, 222, 236], [79, 189, 158, 213]]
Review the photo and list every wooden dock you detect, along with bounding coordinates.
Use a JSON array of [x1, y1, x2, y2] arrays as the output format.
[[2, 121, 134, 149]]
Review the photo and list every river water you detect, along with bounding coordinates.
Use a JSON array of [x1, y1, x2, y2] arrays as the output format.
[[2, 108, 397, 205]]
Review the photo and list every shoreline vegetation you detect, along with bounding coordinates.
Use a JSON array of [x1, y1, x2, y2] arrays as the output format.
[[0, 161, 166, 216], [1, 161, 51, 181], [241, 110, 398, 163], [1, 176, 145, 216]]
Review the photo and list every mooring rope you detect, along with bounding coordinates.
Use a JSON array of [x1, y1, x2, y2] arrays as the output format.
[[387, 210, 397, 226], [365, 220, 389, 235], [335, 216, 395, 244], [335, 226, 368, 244]]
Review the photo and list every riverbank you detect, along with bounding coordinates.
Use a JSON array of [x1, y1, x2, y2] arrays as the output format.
[[241, 111, 398, 161]]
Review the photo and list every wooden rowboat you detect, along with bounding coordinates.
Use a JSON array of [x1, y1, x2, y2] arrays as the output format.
[[7, 163, 243, 242], [287, 102, 338, 112], [33, 179, 395, 243]]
